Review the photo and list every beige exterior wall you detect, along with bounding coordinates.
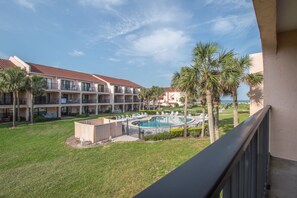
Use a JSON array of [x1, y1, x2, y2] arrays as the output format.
[[264, 29, 297, 161], [75, 118, 123, 143], [249, 52, 264, 115]]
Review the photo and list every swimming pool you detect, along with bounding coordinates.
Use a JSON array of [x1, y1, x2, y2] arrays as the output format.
[[131, 116, 192, 128]]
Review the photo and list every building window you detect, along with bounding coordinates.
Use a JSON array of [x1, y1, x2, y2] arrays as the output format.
[[81, 82, 91, 91]]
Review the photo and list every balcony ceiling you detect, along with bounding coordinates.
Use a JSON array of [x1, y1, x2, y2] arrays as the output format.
[[277, 0, 297, 32]]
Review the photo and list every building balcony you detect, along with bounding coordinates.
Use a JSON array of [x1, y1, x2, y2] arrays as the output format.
[[125, 89, 132, 94], [34, 99, 59, 105], [133, 98, 141, 102], [0, 99, 27, 105], [82, 99, 97, 104], [137, 106, 271, 197], [114, 88, 124, 94], [98, 99, 110, 103], [133, 89, 140, 94], [61, 99, 80, 104], [60, 85, 79, 91], [46, 82, 58, 90], [125, 99, 133, 103], [81, 87, 97, 92], [98, 88, 110, 93], [114, 99, 124, 103]]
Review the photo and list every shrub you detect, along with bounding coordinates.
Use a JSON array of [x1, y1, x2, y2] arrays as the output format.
[[144, 132, 175, 141], [169, 128, 184, 137], [139, 110, 158, 115], [33, 116, 61, 123]]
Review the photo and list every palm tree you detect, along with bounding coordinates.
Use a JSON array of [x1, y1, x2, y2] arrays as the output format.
[[155, 87, 165, 109], [138, 88, 147, 110], [193, 42, 233, 143], [199, 91, 207, 137], [172, 66, 197, 138], [0, 67, 28, 127], [29, 75, 47, 124], [222, 55, 263, 127]]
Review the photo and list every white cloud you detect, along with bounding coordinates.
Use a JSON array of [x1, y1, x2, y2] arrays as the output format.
[[131, 28, 190, 62], [14, 0, 38, 11], [205, 0, 252, 9], [211, 14, 255, 35], [108, 57, 120, 62], [68, 50, 85, 57], [79, 0, 125, 9]]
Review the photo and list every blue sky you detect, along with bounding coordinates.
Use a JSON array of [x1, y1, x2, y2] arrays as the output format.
[[0, 0, 261, 100]]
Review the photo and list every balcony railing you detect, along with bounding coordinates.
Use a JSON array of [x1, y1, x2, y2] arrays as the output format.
[[125, 99, 133, 103], [34, 99, 59, 105], [81, 87, 96, 92], [114, 88, 123, 93], [98, 88, 110, 93], [98, 99, 110, 103], [137, 106, 271, 198], [82, 99, 97, 104], [60, 85, 79, 91], [61, 99, 80, 104], [46, 82, 58, 90], [114, 99, 124, 103], [133, 98, 141, 102], [0, 100, 26, 105], [125, 89, 132, 94]]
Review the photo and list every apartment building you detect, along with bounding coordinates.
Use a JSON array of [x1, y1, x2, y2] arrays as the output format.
[[93, 74, 142, 112], [0, 56, 142, 122], [159, 87, 184, 106]]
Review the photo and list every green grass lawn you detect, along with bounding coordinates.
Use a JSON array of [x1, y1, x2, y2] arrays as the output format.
[[0, 104, 249, 197]]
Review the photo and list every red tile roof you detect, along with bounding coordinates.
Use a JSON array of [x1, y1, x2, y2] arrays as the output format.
[[28, 62, 105, 84], [0, 59, 16, 71], [164, 87, 177, 92], [93, 74, 142, 87]]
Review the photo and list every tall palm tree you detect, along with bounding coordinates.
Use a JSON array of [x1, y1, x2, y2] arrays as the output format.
[[138, 87, 147, 110], [172, 66, 197, 138], [0, 67, 28, 127], [193, 42, 233, 143], [222, 55, 263, 127], [29, 75, 47, 124], [155, 87, 165, 109]]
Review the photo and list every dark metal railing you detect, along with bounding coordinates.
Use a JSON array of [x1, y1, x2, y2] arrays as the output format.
[[115, 88, 123, 93], [114, 99, 124, 103], [133, 98, 141, 102], [98, 99, 110, 103], [125, 99, 133, 103], [137, 105, 271, 198], [34, 99, 59, 105], [98, 88, 110, 93], [61, 99, 80, 104], [60, 85, 79, 91], [81, 87, 96, 92], [82, 99, 97, 104]]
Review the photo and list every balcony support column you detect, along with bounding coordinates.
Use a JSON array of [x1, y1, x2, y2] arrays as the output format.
[[25, 107, 29, 121]]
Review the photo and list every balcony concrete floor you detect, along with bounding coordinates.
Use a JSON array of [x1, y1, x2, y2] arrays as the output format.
[[268, 156, 297, 198]]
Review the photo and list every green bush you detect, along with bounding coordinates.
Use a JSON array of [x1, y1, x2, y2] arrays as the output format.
[[169, 128, 184, 137], [33, 116, 61, 123], [139, 110, 158, 115], [144, 132, 175, 141]]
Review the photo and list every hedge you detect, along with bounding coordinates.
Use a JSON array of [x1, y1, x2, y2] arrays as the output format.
[[144, 124, 209, 141], [33, 116, 61, 123], [139, 110, 158, 115]]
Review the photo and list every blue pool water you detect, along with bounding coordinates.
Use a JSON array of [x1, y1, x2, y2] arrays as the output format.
[[132, 116, 192, 127]]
